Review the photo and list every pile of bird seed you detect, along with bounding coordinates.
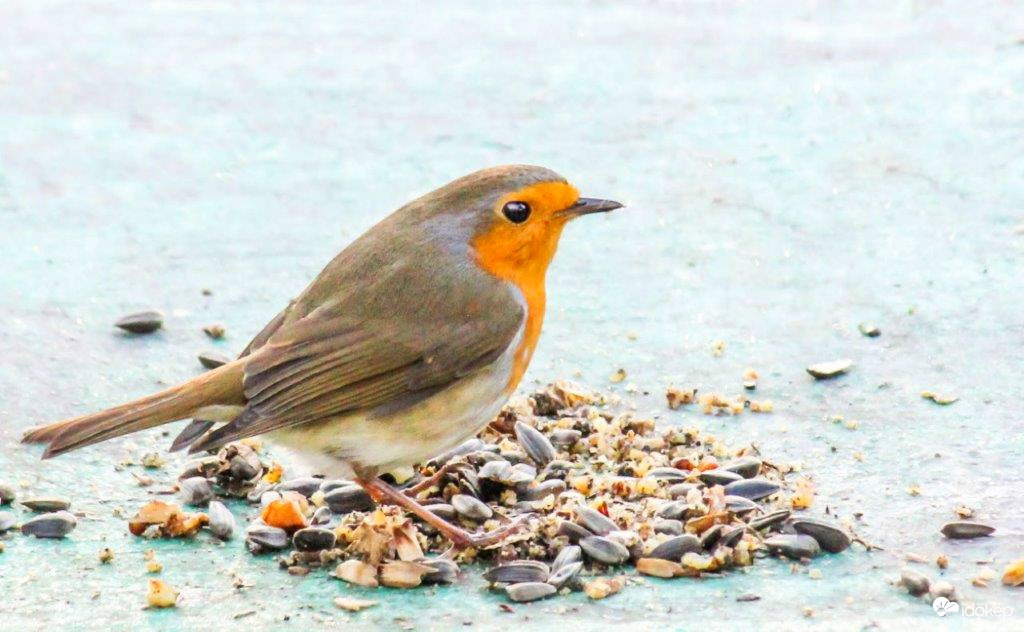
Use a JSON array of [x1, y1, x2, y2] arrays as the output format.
[[124, 380, 857, 605]]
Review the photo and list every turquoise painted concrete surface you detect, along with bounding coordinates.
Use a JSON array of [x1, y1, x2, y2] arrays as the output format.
[[1, 1, 1022, 630]]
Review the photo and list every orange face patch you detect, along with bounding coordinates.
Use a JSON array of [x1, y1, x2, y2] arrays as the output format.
[[472, 181, 580, 281], [471, 181, 580, 392]]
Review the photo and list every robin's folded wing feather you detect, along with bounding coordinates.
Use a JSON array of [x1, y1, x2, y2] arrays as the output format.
[[238, 300, 294, 358], [189, 286, 524, 452]]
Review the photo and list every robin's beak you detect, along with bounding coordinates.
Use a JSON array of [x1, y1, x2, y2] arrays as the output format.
[[557, 197, 624, 219]]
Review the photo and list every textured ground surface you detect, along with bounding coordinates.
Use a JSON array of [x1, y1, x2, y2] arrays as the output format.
[[1, 1, 1022, 630]]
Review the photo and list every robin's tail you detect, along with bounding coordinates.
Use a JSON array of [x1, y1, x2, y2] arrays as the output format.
[[22, 360, 247, 458]]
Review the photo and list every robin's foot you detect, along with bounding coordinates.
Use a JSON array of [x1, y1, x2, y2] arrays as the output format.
[[441, 512, 533, 549], [357, 476, 531, 549], [401, 462, 473, 498]]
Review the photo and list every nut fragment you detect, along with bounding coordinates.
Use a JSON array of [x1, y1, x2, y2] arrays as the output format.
[[1002, 559, 1024, 586], [637, 557, 682, 578], [334, 596, 378, 612], [128, 500, 208, 538], [333, 559, 379, 587], [260, 498, 307, 532], [921, 391, 959, 405], [146, 579, 179, 608], [380, 560, 434, 588], [583, 576, 624, 600], [666, 388, 696, 409], [806, 359, 853, 379]]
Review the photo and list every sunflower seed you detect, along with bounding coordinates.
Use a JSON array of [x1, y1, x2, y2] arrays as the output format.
[[764, 534, 820, 559], [458, 469, 481, 497], [552, 545, 582, 572], [506, 582, 556, 602], [790, 516, 851, 552], [484, 561, 550, 584], [655, 500, 687, 520], [724, 478, 780, 501], [245, 483, 272, 504], [940, 521, 994, 539], [668, 483, 700, 498], [428, 439, 483, 467], [722, 457, 762, 478], [540, 460, 574, 480], [557, 520, 593, 543], [115, 310, 163, 334], [477, 458, 512, 479], [647, 467, 688, 481], [515, 421, 557, 466], [512, 462, 536, 480], [806, 359, 853, 379], [198, 350, 231, 370], [700, 524, 724, 549], [324, 485, 373, 514], [699, 469, 743, 486], [425, 503, 456, 521], [609, 530, 642, 562], [293, 527, 337, 551], [648, 534, 701, 561], [178, 477, 213, 506], [298, 502, 326, 524], [521, 479, 566, 501], [748, 509, 790, 530], [576, 506, 617, 535], [422, 558, 459, 584], [653, 519, 683, 535], [21, 511, 76, 538], [451, 494, 493, 521], [0, 511, 17, 532], [259, 491, 282, 508], [20, 498, 70, 512], [229, 454, 261, 480], [724, 495, 759, 515], [318, 479, 353, 493], [546, 561, 583, 589], [858, 323, 881, 337], [207, 500, 235, 540], [719, 525, 746, 548], [580, 535, 630, 565], [549, 429, 581, 447], [277, 477, 322, 498], [245, 525, 289, 553], [0, 483, 15, 505]]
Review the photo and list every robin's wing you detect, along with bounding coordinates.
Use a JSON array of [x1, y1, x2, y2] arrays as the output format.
[[238, 300, 295, 358], [188, 260, 525, 452]]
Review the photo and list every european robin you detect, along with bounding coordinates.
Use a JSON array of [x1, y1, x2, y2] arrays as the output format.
[[23, 164, 622, 548]]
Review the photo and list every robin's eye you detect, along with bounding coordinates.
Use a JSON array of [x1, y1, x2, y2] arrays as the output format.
[[501, 201, 531, 224]]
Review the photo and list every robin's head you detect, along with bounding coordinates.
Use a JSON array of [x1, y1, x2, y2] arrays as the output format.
[[419, 165, 622, 284]]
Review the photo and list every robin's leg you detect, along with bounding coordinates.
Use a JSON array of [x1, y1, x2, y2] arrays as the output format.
[[355, 475, 530, 550]]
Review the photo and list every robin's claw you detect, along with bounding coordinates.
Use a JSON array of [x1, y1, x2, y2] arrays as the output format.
[[451, 512, 534, 550]]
